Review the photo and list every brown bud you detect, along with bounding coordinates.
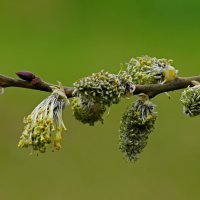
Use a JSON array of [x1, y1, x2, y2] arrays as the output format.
[[16, 71, 36, 81]]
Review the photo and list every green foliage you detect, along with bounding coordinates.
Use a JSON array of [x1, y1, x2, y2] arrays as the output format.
[[119, 95, 157, 161]]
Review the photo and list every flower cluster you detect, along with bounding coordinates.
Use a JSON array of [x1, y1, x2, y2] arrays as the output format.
[[117, 70, 135, 97], [71, 97, 106, 126], [180, 84, 200, 117], [119, 95, 157, 161], [18, 85, 69, 153], [127, 55, 178, 84], [72, 71, 135, 125]]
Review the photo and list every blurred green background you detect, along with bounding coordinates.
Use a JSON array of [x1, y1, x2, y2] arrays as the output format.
[[0, 0, 200, 199]]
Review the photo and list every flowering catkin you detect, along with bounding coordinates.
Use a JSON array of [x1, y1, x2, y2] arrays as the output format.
[[71, 97, 106, 126], [18, 85, 69, 153], [180, 84, 200, 117], [72, 71, 135, 125], [119, 95, 157, 161], [127, 55, 178, 84]]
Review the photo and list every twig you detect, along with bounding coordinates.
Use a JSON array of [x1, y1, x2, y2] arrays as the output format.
[[0, 72, 74, 98], [0, 72, 199, 98], [134, 77, 200, 98]]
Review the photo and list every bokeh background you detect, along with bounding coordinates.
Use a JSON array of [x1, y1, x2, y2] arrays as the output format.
[[0, 0, 200, 199]]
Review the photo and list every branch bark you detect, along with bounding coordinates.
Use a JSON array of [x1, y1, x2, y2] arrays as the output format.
[[134, 77, 200, 98], [0, 72, 200, 98], [0, 73, 74, 97]]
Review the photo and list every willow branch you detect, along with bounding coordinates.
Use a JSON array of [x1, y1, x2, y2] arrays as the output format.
[[0, 72, 200, 98], [134, 76, 200, 98], [0, 73, 74, 97]]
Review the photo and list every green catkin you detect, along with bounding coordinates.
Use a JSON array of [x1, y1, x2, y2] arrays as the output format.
[[119, 95, 157, 161], [180, 85, 200, 117], [72, 71, 135, 125], [127, 55, 178, 84], [71, 97, 106, 126]]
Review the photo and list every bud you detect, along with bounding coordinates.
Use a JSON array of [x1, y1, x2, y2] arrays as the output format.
[[16, 71, 36, 81], [119, 95, 157, 161], [18, 83, 69, 153], [180, 84, 200, 117], [127, 55, 178, 84]]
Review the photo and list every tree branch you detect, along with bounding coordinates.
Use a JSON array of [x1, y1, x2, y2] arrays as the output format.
[[0, 72, 200, 98], [0, 73, 74, 97], [134, 76, 200, 98]]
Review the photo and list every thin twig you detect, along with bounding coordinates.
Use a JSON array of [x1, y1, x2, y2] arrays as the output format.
[[0, 72, 199, 98], [134, 77, 200, 98], [0, 73, 74, 97]]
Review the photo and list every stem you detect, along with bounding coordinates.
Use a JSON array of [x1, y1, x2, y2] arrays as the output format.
[[0, 73, 199, 99], [0, 73, 74, 98], [134, 77, 200, 98]]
